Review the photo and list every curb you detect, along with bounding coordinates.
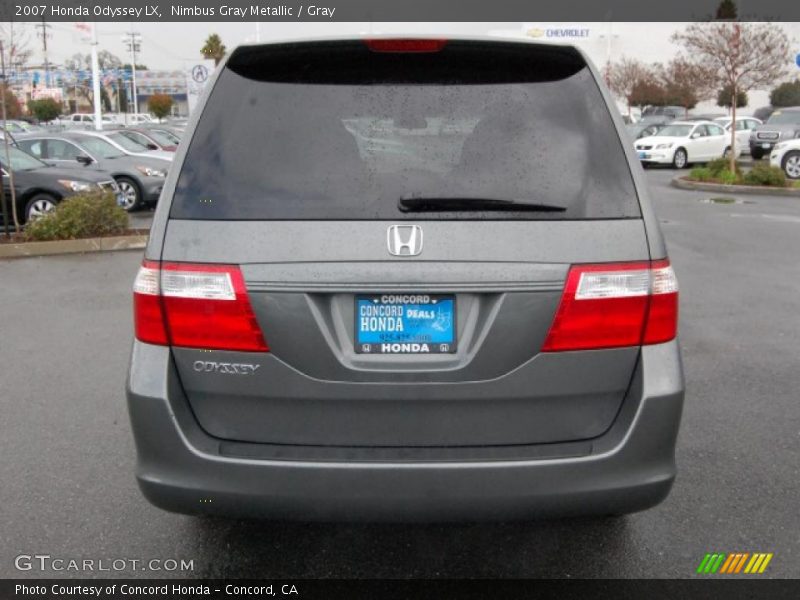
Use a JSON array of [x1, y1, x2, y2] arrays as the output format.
[[0, 234, 148, 260], [671, 176, 800, 197]]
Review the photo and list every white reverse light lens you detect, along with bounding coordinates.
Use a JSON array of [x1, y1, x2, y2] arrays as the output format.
[[133, 265, 160, 296], [651, 264, 679, 295], [575, 270, 650, 300], [160, 271, 236, 300]]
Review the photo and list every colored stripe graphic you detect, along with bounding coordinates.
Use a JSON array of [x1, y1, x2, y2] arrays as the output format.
[[734, 553, 749, 573], [696, 554, 712, 574], [758, 554, 773, 573], [703, 552, 773, 574]]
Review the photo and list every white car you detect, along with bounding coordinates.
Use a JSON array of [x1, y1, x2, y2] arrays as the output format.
[[770, 139, 800, 179], [635, 121, 739, 168], [714, 116, 762, 156], [70, 129, 173, 162]]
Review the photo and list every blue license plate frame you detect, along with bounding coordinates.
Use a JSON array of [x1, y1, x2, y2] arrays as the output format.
[[355, 294, 456, 354]]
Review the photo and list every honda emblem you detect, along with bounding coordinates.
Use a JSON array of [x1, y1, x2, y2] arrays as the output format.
[[387, 225, 423, 256]]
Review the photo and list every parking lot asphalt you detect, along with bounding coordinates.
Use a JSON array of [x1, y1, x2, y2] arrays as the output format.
[[2, 167, 799, 579]]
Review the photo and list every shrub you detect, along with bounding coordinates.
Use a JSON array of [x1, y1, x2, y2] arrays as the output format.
[[690, 167, 713, 181], [743, 164, 786, 187], [148, 93, 173, 120], [28, 97, 62, 122], [707, 157, 742, 177], [718, 169, 739, 185], [25, 192, 128, 241], [770, 80, 800, 108]]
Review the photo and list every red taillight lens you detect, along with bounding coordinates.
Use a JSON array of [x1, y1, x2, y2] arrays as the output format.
[[364, 39, 447, 53], [542, 260, 678, 352], [133, 261, 268, 352]]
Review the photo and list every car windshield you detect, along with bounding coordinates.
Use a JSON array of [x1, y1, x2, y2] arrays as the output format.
[[147, 129, 180, 145], [107, 132, 150, 152], [0, 146, 47, 171], [656, 125, 693, 137], [75, 136, 126, 159], [171, 40, 640, 221], [766, 111, 800, 125]]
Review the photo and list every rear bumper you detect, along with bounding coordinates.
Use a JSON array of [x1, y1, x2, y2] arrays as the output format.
[[126, 341, 684, 521]]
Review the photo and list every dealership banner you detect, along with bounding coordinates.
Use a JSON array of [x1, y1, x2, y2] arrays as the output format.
[[184, 59, 215, 114], [2, 0, 800, 22]]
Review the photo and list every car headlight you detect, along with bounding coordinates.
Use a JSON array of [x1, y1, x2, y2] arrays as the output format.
[[58, 179, 98, 192], [655, 143, 674, 149], [135, 165, 167, 178]]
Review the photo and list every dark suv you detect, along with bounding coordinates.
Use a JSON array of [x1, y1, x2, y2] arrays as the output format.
[[749, 107, 800, 159], [127, 38, 684, 520]]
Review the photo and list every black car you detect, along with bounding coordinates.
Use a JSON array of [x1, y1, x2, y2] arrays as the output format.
[[0, 146, 120, 223]]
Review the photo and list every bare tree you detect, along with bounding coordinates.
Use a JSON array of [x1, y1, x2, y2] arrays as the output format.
[[672, 22, 791, 171], [652, 57, 717, 114], [0, 22, 33, 73], [65, 50, 122, 110], [603, 57, 654, 116]]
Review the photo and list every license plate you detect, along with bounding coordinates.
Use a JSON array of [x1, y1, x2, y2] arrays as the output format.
[[355, 294, 456, 354], [762, 143, 771, 149], [638, 151, 648, 159]]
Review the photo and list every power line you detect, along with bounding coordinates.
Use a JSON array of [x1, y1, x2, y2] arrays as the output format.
[[122, 29, 142, 114], [34, 18, 52, 87]]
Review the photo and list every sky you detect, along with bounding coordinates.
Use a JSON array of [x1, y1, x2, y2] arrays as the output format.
[[5, 20, 800, 112]]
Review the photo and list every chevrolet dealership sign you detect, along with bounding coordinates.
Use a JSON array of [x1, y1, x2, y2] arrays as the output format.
[[525, 24, 592, 39]]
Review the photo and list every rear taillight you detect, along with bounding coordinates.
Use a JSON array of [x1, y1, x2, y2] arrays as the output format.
[[133, 261, 268, 352], [542, 260, 678, 352], [364, 39, 447, 53]]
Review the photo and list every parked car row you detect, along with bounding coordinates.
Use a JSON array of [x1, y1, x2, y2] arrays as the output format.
[[0, 126, 178, 224], [634, 120, 740, 168]]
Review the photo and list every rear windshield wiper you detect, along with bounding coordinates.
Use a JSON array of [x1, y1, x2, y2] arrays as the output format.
[[398, 196, 566, 213]]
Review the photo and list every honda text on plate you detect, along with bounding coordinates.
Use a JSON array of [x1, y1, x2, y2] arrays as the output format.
[[127, 37, 684, 520]]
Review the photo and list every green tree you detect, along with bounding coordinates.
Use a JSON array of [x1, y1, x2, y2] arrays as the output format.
[[770, 80, 800, 108], [717, 84, 748, 109], [201, 33, 227, 65], [715, 0, 738, 19], [28, 97, 61, 122], [147, 93, 173, 121]]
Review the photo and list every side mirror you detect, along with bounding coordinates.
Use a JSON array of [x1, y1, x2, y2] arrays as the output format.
[[691, 133, 701, 139], [76, 155, 93, 165]]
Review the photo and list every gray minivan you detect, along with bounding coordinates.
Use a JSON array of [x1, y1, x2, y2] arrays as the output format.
[[127, 37, 684, 520]]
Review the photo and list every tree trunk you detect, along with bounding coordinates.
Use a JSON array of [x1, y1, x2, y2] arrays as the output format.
[[729, 85, 737, 174]]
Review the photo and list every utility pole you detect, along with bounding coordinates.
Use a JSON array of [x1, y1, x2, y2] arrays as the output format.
[[35, 18, 52, 88], [122, 29, 141, 117], [0, 40, 20, 234]]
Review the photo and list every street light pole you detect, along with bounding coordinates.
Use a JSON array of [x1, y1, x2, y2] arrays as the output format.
[[123, 29, 142, 117], [90, 23, 102, 130]]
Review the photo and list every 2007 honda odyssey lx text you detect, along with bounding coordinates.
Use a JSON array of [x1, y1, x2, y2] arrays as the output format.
[[127, 37, 684, 520]]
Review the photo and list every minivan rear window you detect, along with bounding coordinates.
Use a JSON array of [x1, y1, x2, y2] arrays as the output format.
[[170, 40, 640, 221]]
